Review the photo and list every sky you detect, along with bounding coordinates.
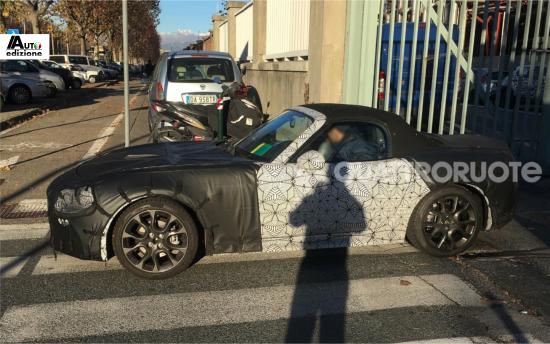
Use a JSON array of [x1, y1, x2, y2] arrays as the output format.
[[158, 0, 223, 51]]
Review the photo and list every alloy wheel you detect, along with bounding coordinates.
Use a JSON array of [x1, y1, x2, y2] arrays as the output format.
[[121, 209, 188, 273], [422, 195, 477, 252]]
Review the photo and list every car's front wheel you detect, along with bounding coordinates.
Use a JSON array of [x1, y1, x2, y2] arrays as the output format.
[[9, 85, 31, 104], [112, 198, 199, 279], [71, 78, 82, 89], [407, 186, 483, 257]]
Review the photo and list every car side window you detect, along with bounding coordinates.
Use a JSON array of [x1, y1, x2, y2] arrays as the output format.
[[2, 60, 34, 72], [308, 122, 388, 163]]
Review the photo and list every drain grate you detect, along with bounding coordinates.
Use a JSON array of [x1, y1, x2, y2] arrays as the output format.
[[0, 199, 48, 219]]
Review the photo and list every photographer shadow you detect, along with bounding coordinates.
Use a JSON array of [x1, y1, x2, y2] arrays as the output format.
[[285, 179, 365, 343]]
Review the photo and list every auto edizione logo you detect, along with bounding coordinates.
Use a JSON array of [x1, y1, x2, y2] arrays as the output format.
[[0, 34, 49, 60]]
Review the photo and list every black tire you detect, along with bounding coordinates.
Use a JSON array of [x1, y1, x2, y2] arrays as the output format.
[[8, 85, 31, 104], [47, 86, 57, 97], [406, 185, 483, 257], [112, 198, 199, 279], [71, 78, 82, 89]]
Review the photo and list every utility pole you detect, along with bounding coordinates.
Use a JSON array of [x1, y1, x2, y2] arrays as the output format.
[[122, 0, 130, 147]]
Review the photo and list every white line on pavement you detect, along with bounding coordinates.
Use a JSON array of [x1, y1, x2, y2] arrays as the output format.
[[81, 112, 124, 160], [28, 244, 417, 276], [81, 91, 143, 160], [0, 222, 49, 241], [0, 142, 72, 151], [0, 256, 27, 278], [0, 273, 481, 342], [0, 155, 19, 168]]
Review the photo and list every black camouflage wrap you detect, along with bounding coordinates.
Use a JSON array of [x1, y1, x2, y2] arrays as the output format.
[[48, 142, 261, 260]]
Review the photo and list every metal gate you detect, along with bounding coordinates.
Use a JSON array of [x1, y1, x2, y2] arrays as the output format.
[[370, 0, 549, 163]]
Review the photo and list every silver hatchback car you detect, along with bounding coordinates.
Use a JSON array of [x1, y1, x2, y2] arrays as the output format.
[[147, 51, 247, 130]]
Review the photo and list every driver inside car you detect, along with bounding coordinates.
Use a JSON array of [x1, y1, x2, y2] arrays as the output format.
[[318, 126, 379, 162]]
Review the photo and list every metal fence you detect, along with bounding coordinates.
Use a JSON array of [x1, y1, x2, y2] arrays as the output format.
[[374, 0, 549, 162], [265, 0, 310, 60]]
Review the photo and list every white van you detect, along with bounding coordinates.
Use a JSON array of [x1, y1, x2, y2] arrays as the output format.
[[50, 55, 104, 83]]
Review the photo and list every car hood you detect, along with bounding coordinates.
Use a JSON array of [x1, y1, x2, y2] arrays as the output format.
[[75, 141, 250, 179]]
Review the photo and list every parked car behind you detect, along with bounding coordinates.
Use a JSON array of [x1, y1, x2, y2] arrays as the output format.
[[0, 71, 54, 104], [31, 60, 82, 90], [42, 60, 87, 88], [0, 77, 5, 112], [91, 59, 119, 79], [50, 54, 105, 83], [147, 50, 262, 131], [0, 60, 64, 96]]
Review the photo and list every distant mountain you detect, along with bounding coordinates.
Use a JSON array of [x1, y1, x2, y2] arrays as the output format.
[[159, 29, 209, 51]]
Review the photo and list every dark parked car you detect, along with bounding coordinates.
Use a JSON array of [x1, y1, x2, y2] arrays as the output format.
[[31, 60, 81, 90], [0, 78, 5, 112], [47, 104, 516, 279]]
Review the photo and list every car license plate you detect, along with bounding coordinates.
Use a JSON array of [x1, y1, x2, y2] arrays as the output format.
[[183, 94, 217, 104]]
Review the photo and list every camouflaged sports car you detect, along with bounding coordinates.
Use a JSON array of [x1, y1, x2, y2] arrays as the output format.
[[48, 104, 516, 279]]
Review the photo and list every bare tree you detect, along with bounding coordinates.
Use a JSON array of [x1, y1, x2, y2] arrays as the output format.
[[17, 0, 54, 34]]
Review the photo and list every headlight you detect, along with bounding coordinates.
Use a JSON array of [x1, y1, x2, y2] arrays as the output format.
[[54, 186, 94, 213]]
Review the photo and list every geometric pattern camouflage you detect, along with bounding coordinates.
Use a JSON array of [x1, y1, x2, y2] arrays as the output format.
[[256, 106, 431, 252]]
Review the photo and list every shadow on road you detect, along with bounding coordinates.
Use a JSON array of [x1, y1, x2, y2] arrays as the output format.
[[286, 178, 364, 343]]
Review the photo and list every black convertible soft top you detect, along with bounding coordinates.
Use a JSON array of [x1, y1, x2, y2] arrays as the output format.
[[301, 103, 435, 157]]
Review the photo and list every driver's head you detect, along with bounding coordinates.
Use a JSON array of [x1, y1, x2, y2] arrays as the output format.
[[327, 126, 346, 144]]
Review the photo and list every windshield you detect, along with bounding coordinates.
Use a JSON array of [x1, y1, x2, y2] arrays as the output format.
[[235, 110, 314, 162], [68, 56, 88, 65], [168, 57, 234, 83]]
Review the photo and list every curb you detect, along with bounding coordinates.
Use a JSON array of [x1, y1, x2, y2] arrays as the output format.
[[0, 107, 49, 132]]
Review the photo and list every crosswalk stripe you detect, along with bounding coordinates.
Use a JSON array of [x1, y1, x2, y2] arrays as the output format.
[[0, 256, 27, 278], [0, 273, 481, 342], [25, 244, 417, 276], [0, 222, 49, 241], [399, 337, 497, 344]]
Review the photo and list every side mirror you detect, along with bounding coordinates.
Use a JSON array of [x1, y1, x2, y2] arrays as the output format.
[[296, 150, 326, 170]]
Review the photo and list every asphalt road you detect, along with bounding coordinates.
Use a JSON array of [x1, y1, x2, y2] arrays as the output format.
[[1, 81, 550, 342]]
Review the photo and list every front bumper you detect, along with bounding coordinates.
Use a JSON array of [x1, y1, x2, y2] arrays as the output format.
[[47, 198, 110, 261]]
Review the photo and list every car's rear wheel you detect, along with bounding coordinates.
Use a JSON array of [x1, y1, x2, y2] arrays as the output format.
[[407, 186, 483, 257], [9, 85, 31, 104], [112, 198, 198, 279]]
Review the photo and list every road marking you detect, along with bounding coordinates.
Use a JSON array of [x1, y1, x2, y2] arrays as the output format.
[[29, 244, 417, 276], [0, 155, 19, 169], [0, 273, 481, 342], [81, 113, 124, 160], [81, 91, 144, 160], [0, 142, 72, 151], [399, 337, 497, 344], [0, 256, 27, 278], [0, 222, 49, 241]]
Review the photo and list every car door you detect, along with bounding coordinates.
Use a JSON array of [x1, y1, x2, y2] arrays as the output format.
[[258, 120, 430, 252]]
